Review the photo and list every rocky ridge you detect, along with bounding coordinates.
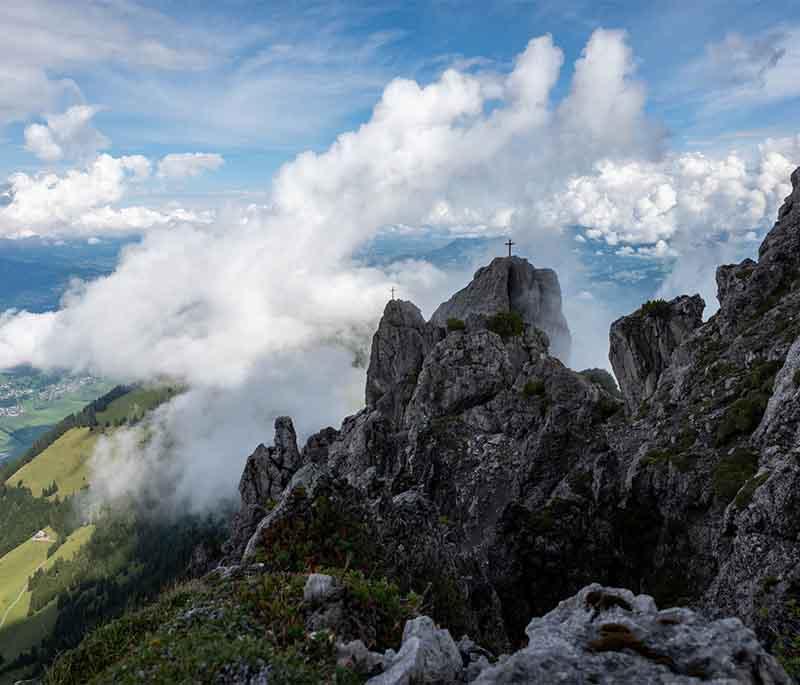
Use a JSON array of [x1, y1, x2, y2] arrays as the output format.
[[219, 170, 800, 682]]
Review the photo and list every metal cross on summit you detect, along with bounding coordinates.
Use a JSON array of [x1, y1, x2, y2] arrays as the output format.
[[505, 239, 515, 257], [391, 287, 396, 300]]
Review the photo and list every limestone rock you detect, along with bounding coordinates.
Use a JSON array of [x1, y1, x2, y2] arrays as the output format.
[[472, 584, 790, 684], [365, 299, 443, 427], [227, 417, 301, 557], [430, 256, 571, 361], [609, 295, 704, 413], [304, 573, 337, 604], [367, 616, 463, 685]]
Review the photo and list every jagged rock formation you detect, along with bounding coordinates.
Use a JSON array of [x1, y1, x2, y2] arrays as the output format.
[[610, 294, 705, 413], [227, 416, 300, 555], [227, 168, 800, 678], [431, 256, 572, 361]]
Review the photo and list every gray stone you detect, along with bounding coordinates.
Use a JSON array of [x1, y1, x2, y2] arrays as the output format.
[[430, 256, 571, 362], [336, 640, 388, 675], [367, 616, 463, 685], [609, 294, 704, 413], [303, 573, 337, 604]]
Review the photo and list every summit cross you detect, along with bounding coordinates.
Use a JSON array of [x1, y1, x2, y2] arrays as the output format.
[[505, 239, 515, 257], [391, 287, 396, 300]]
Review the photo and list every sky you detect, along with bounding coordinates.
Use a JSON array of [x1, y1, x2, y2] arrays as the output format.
[[0, 0, 799, 509]]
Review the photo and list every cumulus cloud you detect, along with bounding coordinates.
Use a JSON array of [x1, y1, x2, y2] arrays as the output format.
[[0, 154, 213, 238], [24, 105, 110, 162], [538, 137, 800, 250], [0, 29, 792, 511], [157, 153, 225, 179]]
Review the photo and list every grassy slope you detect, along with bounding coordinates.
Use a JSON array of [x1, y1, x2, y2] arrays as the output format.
[[4, 428, 98, 497], [96, 386, 176, 426], [0, 526, 95, 662], [0, 527, 55, 636]]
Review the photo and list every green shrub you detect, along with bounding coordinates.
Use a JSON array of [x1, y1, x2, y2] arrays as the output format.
[[774, 599, 800, 680], [487, 310, 524, 340], [638, 299, 671, 318], [579, 368, 622, 398], [715, 358, 783, 445], [523, 379, 546, 398], [712, 448, 759, 503], [446, 318, 465, 332], [596, 397, 622, 420]]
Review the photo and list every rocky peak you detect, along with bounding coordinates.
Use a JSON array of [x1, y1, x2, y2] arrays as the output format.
[[365, 299, 443, 427], [609, 294, 704, 414], [430, 256, 572, 361], [226, 416, 300, 556]]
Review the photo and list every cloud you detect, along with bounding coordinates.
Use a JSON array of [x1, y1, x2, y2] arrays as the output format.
[[0, 29, 792, 511], [683, 26, 800, 112], [157, 153, 224, 179], [0, 153, 213, 237], [24, 105, 110, 162], [0, 1, 218, 125], [538, 137, 800, 250]]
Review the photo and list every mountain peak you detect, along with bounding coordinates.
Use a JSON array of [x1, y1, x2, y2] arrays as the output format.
[[430, 255, 572, 361]]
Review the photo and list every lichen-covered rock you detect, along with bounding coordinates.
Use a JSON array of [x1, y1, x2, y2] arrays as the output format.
[[472, 584, 790, 684], [430, 256, 571, 362], [609, 294, 704, 413]]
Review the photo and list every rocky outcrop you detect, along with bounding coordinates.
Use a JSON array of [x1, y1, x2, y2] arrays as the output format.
[[227, 416, 300, 555], [473, 584, 790, 684], [431, 256, 572, 361], [365, 300, 443, 428], [609, 295, 704, 413], [227, 167, 800, 677]]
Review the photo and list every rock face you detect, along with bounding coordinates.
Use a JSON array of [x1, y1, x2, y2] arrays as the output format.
[[431, 256, 572, 361], [226, 167, 800, 678], [609, 295, 705, 413], [227, 416, 300, 555]]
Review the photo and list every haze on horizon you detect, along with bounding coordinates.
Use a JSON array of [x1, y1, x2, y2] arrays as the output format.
[[0, 0, 798, 510]]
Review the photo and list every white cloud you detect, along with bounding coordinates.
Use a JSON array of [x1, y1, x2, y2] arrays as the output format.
[[683, 26, 800, 112], [24, 105, 110, 162], [0, 1, 218, 125], [157, 153, 224, 179], [538, 137, 800, 251], [0, 153, 213, 237]]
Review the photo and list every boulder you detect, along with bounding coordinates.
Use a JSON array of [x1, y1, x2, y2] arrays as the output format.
[[367, 616, 463, 685], [430, 256, 571, 362]]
